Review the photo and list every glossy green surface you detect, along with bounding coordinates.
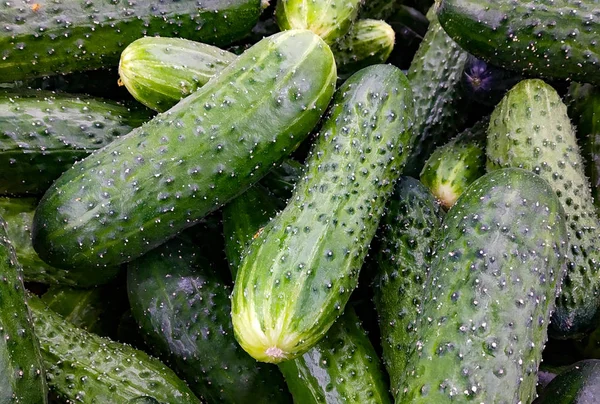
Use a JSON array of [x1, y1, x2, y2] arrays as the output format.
[[534, 360, 600, 404]]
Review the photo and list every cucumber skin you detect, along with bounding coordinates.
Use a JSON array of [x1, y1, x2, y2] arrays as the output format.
[[231, 64, 416, 363], [534, 360, 600, 404], [0, 0, 261, 82], [400, 168, 568, 403], [486, 79, 600, 338], [0, 90, 151, 196], [28, 295, 200, 404], [127, 237, 291, 404], [118, 37, 236, 112], [373, 177, 443, 398], [437, 0, 600, 85], [32, 30, 337, 271]]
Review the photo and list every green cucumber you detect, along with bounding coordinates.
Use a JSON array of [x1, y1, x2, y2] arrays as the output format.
[[0, 90, 152, 196], [0, 0, 262, 82], [332, 19, 395, 80], [276, 0, 362, 44], [32, 30, 337, 271], [0, 197, 120, 287], [28, 295, 200, 403], [419, 117, 487, 209], [373, 176, 443, 398], [486, 79, 600, 338], [534, 360, 600, 404], [399, 168, 568, 403], [436, 0, 600, 85], [118, 37, 237, 112], [231, 64, 415, 363], [127, 237, 291, 403], [402, 7, 470, 176]]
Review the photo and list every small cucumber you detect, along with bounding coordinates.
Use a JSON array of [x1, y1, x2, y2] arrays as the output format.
[[32, 30, 337, 271], [400, 168, 568, 403], [437, 0, 600, 85], [118, 37, 236, 112], [534, 360, 600, 404], [0, 0, 262, 81], [28, 295, 200, 404], [373, 176, 443, 398], [487, 79, 600, 338], [232, 64, 415, 363]]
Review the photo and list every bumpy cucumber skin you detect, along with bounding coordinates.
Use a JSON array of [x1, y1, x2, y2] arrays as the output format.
[[332, 19, 395, 80], [32, 30, 337, 271], [28, 295, 200, 404], [402, 7, 469, 177], [0, 90, 151, 196], [118, 37, 236, 112], [0, 197, 120, 286], [419, 117, 487, 209], [437, 0, 600, 85], [487, 79, 600, 338], [276, 0, 362, 44], [0, 0, 261, 82], [127, 237, 291, 404], [534, 360, 600, 404], [232, 64, 415, 363], [373, 177, 443, 398], [400, 168, 568, 403]]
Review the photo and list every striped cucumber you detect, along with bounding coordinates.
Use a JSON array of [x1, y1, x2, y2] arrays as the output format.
[[32, 30, 337, 271], [118, 37, 236, 112], [400, 168, 568, 403], [0, 0, 262, 82], [487, 79, 600, 338], [232, 64, 415, 363]]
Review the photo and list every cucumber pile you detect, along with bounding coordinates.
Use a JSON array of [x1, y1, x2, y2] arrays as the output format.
[[2, 0, 600, 402]]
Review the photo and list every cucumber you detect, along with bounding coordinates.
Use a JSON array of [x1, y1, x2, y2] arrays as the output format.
[[399, 168, 568, 403], [118, 37, 237, 112], [276, 0, 362, 44], [419, 117, 487, 209], [0, 90, 152, 196], [402, 7, 470, 176], [359, 0, 403, 20], [127, 237, 291, 403], [32, 30, 337, 271], [0, 197, 120, 287], [534, 360, 600, 404], [373, 176, 443, 398], [231, 64, 415, 363], [486, 79, 600, 338], [332, 19, 395, 80], [436, 0, 600, 85], [0, 0, 262, 82], [28, 294, 200, 403]]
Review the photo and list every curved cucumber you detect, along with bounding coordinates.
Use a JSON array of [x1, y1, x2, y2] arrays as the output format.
[[0, 0, 262, 82], [400, 168, 568, 403], [487, 79, 600, 338], [373, 177, 443, 397], [232, 64, 415, 363], [118, 37, 236, 112], [534, 360, 600, 404], [32, 30, 337, 271]]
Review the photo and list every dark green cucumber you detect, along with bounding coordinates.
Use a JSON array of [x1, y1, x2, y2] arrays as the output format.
[[118, 37, 237, 112], [0, 197, 120, 286], [32, 30, 337, 271], [127, 237, 291, 403], [0, 90, 152, 196], [534, 360, 600, 404], [436, 0, 600, 85], [276, 0, 362, 44], [231, 64, 415, 363], [486, 79, 600, 338], [419, 117, 487, 209], [332, 19, 395, 80], [402, 7, 470, 176], [373, 176, 443, 398], [0, 0, 262, 82], [28, 295, 200, 403], [400, 168, 568, 403]]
